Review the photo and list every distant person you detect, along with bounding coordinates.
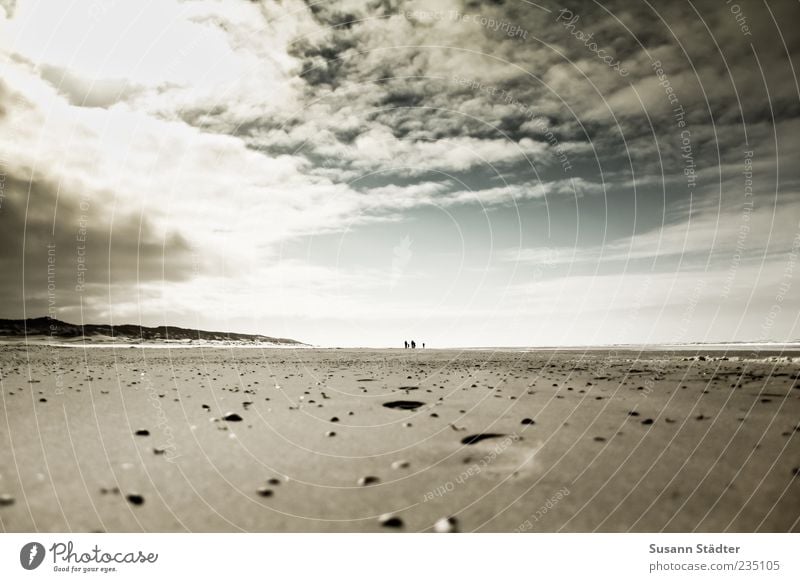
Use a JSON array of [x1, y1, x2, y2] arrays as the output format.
[[423, 343, 425, 349], [411, 340, 416, 349], [404, 340, 408, 349]]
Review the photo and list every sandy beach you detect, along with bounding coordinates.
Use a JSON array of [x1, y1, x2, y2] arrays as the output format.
[[0, 345, 797, 533]]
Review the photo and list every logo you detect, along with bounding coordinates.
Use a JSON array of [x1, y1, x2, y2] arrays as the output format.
[[20, 542, 46, 570]]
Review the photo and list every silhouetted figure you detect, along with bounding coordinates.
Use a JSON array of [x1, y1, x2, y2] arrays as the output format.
[[422, 343, 425, 349], [404, 340, 408, 349], [411, 340, 416, 349]]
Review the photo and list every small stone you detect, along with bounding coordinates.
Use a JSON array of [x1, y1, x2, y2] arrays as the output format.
[[134, 429, 150, 436], [391, 460, 410, 470], [627, 411, 640, 417], [520, 418, 535, 425], [0, 493, 15, 507], [153, 448, 166, 455], [358, 476, 380, 486], [593, 436, 606, 442], [267, 478, 282, 486], [433, 516, 458, 533], [641, 418, 654, 425], [330, 416, 340, 423], [39, 398, 47, 403], [126, 494, 145, 506], [256, 487, 274, 497], [379, 513, 404, 528], [326, 430, 337, 437], [222, 412, 243, 422]]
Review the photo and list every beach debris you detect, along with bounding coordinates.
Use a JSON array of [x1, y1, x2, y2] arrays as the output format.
[[383, 400, 425, 410], [391, 460, 410, 470], [520, 418, 535, 425], [267, 478, 282, 486], [641, 418, 654, 425], [256, 487, 274, 498], [326, 431, 337, 437], [134, 429, 150, 436], [222, 412, 243, 422], [433, 516, 459, 533], [0, 493, 15, 507], [379, 513, 404, 528], [461, 433, 507, 445], [358, 475, 380, 486], [125, 493, 145, 506]]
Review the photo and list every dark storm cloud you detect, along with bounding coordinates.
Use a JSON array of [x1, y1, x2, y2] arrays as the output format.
[[0, 172, 195, 319]]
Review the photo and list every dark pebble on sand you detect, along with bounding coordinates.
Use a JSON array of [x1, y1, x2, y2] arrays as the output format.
[[222, 412, 243, 422], [383, 400, 425, 410], [641, 418, 654, 425], [628, 411, 640, 417], [521, 418, 535, 425], [126, 494, 145, 506], [0, 493, 15, 507], [267, 478, 282, 486], [330, 416, 340, 422], [135, 429, 150, 436], [256, 487, 274, 497], [594, 436, 606, 442], [461, 433, 506, 445], [379, 514, 404, 528], [358, 476, 380, 486]]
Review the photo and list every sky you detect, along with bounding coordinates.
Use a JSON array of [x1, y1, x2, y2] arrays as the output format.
[[0, 0, 799, 347]]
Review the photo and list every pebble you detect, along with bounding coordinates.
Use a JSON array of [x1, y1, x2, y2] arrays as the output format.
[[256, 487, 274, 497], [134, 429, 150, 436], [326, 431, 337, 437], [358, 476, 380, 486], [461, 433, 506, 445], [520, 418, 535, 425], [0, 493, 15, 507], [641, 418, 654, 425], [433, 516, 459, 533], [126, 494, 145, 506], [267, 478, 282, 486], [378, 513, 404, 528], [391, 460, 410, 470], [222, 412, 243, 422], [383, 400, 425, 410]]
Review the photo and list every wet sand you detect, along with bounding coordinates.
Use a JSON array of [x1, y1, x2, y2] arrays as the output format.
[[1, 346, 798, 532]]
